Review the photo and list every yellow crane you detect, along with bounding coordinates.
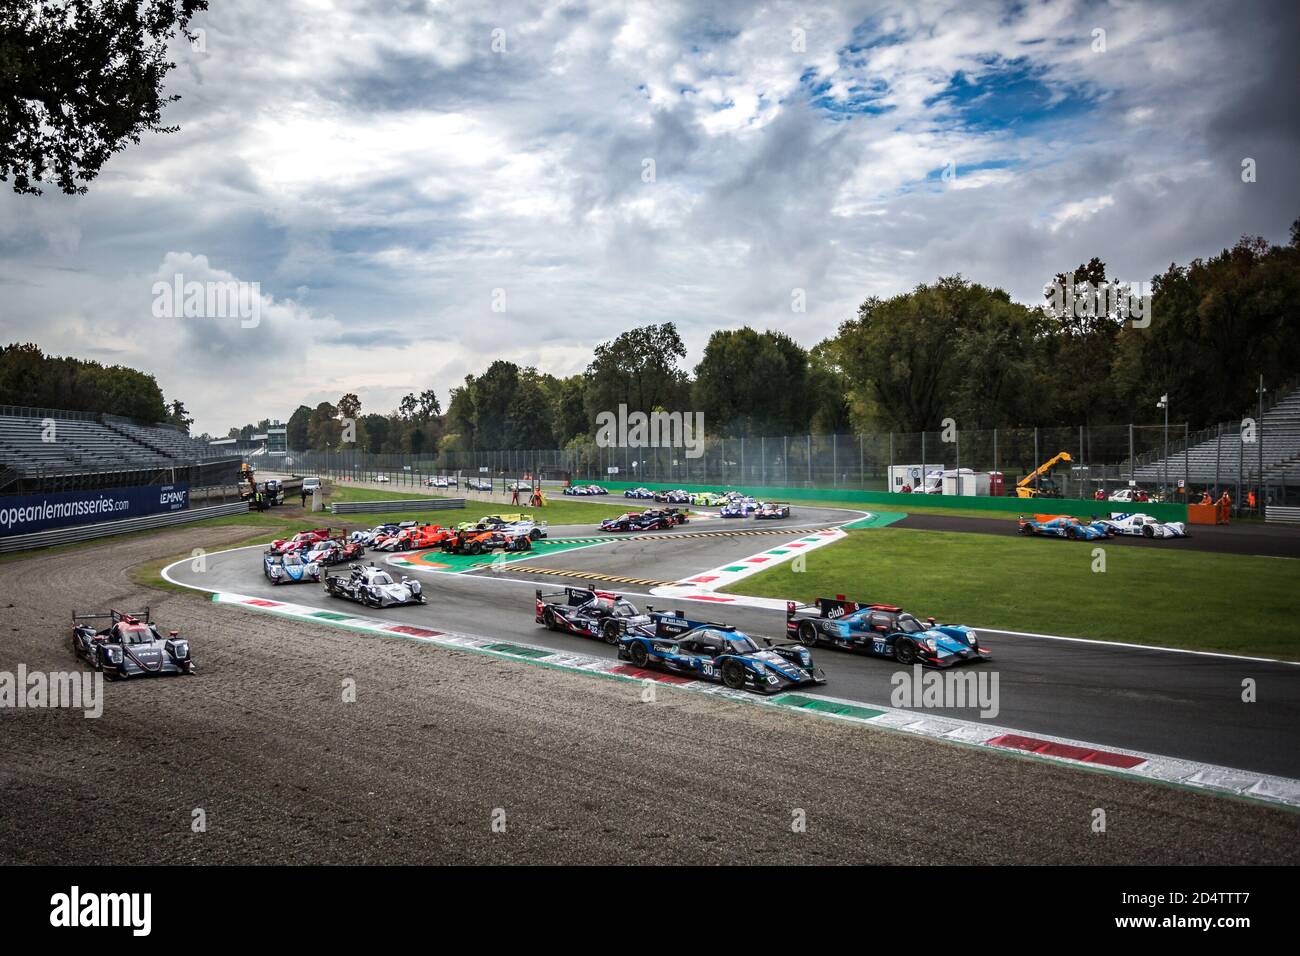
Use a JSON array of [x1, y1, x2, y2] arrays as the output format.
[[1016, 451, 1073, 498]]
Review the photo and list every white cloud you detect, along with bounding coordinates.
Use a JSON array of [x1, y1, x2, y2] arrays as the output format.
[[1, 0, 1296, 434]]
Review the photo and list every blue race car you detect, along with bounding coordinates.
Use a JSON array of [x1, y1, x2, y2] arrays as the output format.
[[719, 497, 758, 518], [785, 596, 991, 667], [617, 610, 826, 694], [623, 487, 655, 499], [1017, 514, 1112, 541], [264, 551, 323, 584]]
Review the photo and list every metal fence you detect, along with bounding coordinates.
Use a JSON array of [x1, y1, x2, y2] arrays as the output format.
[[280, 419, 1299, 512]]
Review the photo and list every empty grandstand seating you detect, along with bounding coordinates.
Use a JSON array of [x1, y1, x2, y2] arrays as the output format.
[[0, 407, 240, 495], [1132, 385, 1300, 484]]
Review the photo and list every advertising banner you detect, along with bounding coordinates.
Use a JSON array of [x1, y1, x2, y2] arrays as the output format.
[[0, 484, 189, 537]]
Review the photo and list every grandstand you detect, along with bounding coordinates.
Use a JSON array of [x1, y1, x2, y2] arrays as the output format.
[[0, 406, 241, 496], [1131, 383, 1300, 500]]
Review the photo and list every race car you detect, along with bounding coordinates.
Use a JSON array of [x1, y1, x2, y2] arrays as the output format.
[[267, 528, 333, 555], [599, 509, 685, 532], [586, 485, 608, 495], [653, 488, 692, 504], [324, 563, 425, 607], [264, 551, 323, 584], [617, 610, 826, 695], [719, 497, 759, 518], [624, 487, 656, 499], [349, 524, 397, 546], [425, 476, 449, 488], [370, 521, 418, 549], [442, 528, 533, 555], [535, 587, 651, 644], [1099, 512, 1189, 539], [1017, 514, 1112, 541], [785, 596, 990, 667], [691, 491, 730, 507], [411, 523, 457, 549], [466, 478, 492, 491], [370, 527, 422, 552], [562, 484, 589, 496], [754, 502, 791, 520], [374, 474, 391, 483], [71, 608, 194, 678]]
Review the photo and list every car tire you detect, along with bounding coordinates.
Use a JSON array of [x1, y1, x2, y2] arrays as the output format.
[[629, 641, 650, 667], [543, 607, 557, 630], [721, 660, 747, 689], [518, 537, 532, 551], [468, 542, 482, 556], [798, 621, 819, 647], [894, 639, 917, 665], [602, 620, 622, 645], [530, 528, 541, 541], [1142, 525, 1154, 537]]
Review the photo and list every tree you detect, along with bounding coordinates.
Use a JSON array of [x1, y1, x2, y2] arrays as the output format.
[[835, 276, 1043, 431], [1113, 229, 1300, 426], [286, 405, 311, 450], [584, 323, 690, 421], [166, 399, 193, 431], [692, 327, 811, 436], [1, 0, 208, 195], [337, 393, 361, 420], [306, 402, 340, 450]]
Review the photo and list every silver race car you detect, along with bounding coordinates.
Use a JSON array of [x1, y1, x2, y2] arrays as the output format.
[[324, 563, 426, 607]]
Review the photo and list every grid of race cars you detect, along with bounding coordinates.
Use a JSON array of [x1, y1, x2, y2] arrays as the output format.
[[71, 483, 1187, 685]]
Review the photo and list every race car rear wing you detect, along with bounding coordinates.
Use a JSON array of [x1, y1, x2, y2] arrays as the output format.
[[785, 595, 902, 623], [72, 607, 152, 624], [645, 608, 735, 637], [535, 586, 600, 606]]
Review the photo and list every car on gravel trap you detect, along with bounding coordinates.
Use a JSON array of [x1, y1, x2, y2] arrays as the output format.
[[71, 608, 195, 679]]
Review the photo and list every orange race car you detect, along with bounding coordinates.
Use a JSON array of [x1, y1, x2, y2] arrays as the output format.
[[441, 527, 533, 556], [411, 523, 457, 549]]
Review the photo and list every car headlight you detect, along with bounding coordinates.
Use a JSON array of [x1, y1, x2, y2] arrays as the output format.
[[172, 641, 189, 658], [751, 662, 765, 674], [925, 638, 938, 652], [966, 631, 978, 645]]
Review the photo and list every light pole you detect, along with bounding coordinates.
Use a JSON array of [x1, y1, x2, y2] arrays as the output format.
[[1157, 394, 1169, 498]]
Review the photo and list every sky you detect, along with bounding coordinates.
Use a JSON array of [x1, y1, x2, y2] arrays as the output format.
[[1, 0, 1297, 436]]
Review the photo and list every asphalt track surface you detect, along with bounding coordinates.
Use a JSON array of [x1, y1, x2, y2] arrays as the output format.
[[895, 511, 1300, 558], [171, 504, 1300, 779]]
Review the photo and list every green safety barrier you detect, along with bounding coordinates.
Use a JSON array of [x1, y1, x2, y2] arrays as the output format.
[[594, 479, 1190, 522]]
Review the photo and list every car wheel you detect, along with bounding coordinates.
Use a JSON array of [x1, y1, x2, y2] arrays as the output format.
[[721, 660, 747, 689], [468, 542, 482, 555], [518, 537, 532, 551], [629, 641, 650, 667], [798, 621, 819, 647], [543, 607, 557, 630], [530, 528, 541, 541], [602, 620, 621, 645], [1142, 525, 1154, 537], [894, 639, 917, 665]]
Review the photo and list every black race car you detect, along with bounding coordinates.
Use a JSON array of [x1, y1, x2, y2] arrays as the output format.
[[599, 508, 688, 532], [71, 607, 194, 678], [535, 587, 651, 644]]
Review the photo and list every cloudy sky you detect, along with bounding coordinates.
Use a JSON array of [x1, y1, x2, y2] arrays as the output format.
[[2, 0, 1297, 435]]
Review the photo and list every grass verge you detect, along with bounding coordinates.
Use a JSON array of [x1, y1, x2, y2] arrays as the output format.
[[721, 527, 1300, 659]]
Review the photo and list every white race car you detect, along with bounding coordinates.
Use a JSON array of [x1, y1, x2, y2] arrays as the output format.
[[498, 518, 548, 541], [324, 563, 426, 607], [1100, 512, 1188, 538]]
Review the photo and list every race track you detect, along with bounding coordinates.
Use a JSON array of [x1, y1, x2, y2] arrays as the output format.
[[169, 505, 1300, 779]]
